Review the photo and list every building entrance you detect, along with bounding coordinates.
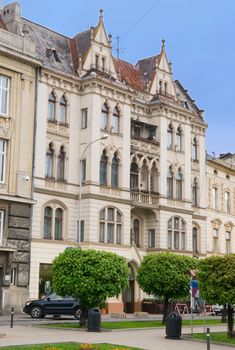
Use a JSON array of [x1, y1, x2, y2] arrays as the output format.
[[123, 264, 135, 313]]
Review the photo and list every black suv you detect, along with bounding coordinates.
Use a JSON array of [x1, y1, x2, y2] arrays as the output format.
[[23, 293, 81, 319]]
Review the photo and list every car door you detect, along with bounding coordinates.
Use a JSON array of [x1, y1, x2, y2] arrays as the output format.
[[61, 296, 76, 315], [44, 293, 64, 315]]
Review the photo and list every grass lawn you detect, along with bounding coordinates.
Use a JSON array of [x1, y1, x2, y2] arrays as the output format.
[[192, 332, 235, 345], [0, 343, 143, 350], [43, 319, 225, 330]]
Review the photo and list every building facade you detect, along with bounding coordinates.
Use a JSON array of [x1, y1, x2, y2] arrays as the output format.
[[0, 2, 234, 314], [0, 3, 40, 314]]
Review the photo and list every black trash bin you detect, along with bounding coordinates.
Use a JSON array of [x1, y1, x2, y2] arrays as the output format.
[[165, 312, 182, 339], [87, 308, 101, 332]]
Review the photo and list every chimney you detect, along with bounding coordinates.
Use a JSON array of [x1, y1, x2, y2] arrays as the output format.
[[1, 2, 23, 35]]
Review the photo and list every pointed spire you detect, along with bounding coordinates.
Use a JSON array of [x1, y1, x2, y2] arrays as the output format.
[[99, 8, 104, 21], [161, 38, 166, 51]]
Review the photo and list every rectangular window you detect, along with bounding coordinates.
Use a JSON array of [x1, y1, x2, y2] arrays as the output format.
[[107, 223, 114, 243], [99, 222, 105, 242], [0, 210, 4, 245], [181, 232, 185, 250], [167, 178, 173, 198], [225, 191, 230, 213], [226, 231, 231, 254], [81, 108, 88, 129], [174, 231, 179, 249], [102, 57, 106, 72], [148, 229, 155, 248], [0, 75, 9, 115], [168, 231, 172, 249], [116, 224, 121, 244], [192, 185, 197, 206], [112, 114, 119, 133], [176, 180, 182, 200], [80, 159, 86, 182], [95, 55, 99, 70], [0, 139, 6, 183], [212, 187, 218, 210], [149, 128, 156, 138], [213, 228, 218, 253], [101, 111, 108, 130]]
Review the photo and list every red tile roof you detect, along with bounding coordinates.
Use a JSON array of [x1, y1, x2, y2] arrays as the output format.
[[113, 57, 145, 91]]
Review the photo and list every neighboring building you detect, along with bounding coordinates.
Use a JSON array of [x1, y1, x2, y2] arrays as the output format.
[[0, 3, 40, 314], [206, 154, 235, 255], [0, 2, 234, 314]]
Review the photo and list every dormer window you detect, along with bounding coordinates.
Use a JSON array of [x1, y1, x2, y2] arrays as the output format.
[[46, 49, 60, 62]]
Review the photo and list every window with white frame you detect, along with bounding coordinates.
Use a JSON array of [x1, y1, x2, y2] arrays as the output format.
[[99, 207, 122, 244], [176, 169, 182, 200], [59, 95, 66, 124], [101, 103, 108, 130], [80, 159, 86, 183], [81, 108, 88, 129], [175, 127, 182, 152], [0, 139, 6, 183], [167, 124, 173, 149], [167, 167, 173, 199], [226, 231, 231, 254], [112, 106, 120, 133], [45, 143, 54, 178], [0, 210, 4, 245], [168, 217, 186, 250], [43, 205, 65, 240], [10, 268, 17, 285], [212, 228, 218, 252], [212, 187, 218, 210], [224, 191, 231, 213], [0, 75, 10, 116], [48, 92, 56, 121], [148, 229, 155, 248]]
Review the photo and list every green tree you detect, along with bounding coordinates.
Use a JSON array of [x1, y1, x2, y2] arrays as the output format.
[[52, 248, 130, 325], [137, 253, 198, 322], [197, 254, 235, 337]]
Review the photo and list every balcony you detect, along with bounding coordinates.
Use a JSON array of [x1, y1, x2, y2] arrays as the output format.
[[131, 138, 160, 157], [131, 191, 159, 206]]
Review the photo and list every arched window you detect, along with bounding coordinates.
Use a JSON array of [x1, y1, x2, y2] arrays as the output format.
[[99, 207, 122, 244], [45, 143, 54, 178], [192, 178, 197, 207], [167, 167, 173, 198], [111, 153, 119, 187], [150, 163, 158, 193], [48, 92, 56, 121], [133, 218, 140, 247], [130, 162, 139, 190], [168, 217, 186, 250], [167, 124, 173, 149], [55, 208, 63, 240], [141, 160, 149, 192], [175, 127, 182, 152], [112, 106, 120, 133], [57, 146, 65, 181], [59, 95, 66, 124], [176, 169, 182, 200], [100, 150, 108, 185], [44, 206, 52, 239], [192, 137, 197, 160], [101, 103, 108, 130], [192, 227, 198, 253]]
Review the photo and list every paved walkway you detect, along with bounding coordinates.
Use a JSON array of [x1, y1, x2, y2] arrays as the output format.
[[0, 324, 230, 350]]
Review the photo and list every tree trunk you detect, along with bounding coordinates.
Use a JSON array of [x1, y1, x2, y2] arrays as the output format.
[[162, 296, 169, 324], [79, 305, 88, 327], [227, 304, 234, 337], [221, 304, 227, 323]]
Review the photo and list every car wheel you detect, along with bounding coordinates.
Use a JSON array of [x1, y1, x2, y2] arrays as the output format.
[[30, 306, 43, 318], [74, 308, 81, 320]]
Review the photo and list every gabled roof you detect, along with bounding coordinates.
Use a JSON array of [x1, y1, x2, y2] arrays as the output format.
[[137, 55, 159, 86], [113, 57, 145, 91]]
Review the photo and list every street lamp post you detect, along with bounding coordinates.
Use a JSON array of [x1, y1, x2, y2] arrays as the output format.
[[77, 135, 108, 248]]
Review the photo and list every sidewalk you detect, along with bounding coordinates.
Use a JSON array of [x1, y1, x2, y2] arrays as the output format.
[[0, 322, 229, 350]]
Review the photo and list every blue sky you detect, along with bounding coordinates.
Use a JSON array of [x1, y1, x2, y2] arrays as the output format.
[[11, 0, 235, 155]]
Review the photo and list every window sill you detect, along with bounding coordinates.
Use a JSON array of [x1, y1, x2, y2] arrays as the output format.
[[45, 176, 55, 181]]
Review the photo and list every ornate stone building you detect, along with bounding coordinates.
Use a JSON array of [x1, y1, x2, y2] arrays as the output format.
[[0, 3, 40, 314], [0, 2, 234, 314]]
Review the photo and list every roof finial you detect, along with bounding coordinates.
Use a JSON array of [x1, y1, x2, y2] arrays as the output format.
[[161, 38, 166, 50], [99, 8, 104, 21]]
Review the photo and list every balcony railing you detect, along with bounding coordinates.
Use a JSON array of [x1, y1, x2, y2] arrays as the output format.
[[131, 191, 159, 205]]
